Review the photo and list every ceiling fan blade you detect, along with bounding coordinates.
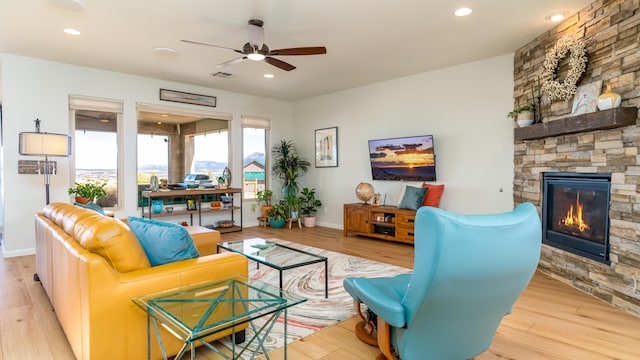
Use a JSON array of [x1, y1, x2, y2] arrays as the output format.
[[216, 57, 248, 68], [264, 57, 296, 71], [269, 47, 327, 56], [181, 40, 244, 54]]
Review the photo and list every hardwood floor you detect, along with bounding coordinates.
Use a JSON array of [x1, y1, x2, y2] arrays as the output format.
[[2, 226, 639, 359]]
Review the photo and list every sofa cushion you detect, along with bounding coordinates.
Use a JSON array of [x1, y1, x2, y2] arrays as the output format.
[[127, 217, 200, 266], [398, 185, 427, 210], [72, 212, 151, 272], [421, 183, 445, 208]]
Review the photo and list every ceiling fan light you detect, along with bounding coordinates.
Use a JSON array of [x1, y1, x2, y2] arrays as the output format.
[[247, 53, 265, 61]]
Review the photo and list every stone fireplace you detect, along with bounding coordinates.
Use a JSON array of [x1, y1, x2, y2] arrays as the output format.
[[512, 0, 640, 317], [542, 172, 611, 264]]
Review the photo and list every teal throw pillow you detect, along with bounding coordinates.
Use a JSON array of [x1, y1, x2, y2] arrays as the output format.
[[398, 186, 428, 211], [127, 216, 199, 266], [74, 201, 106, 215]]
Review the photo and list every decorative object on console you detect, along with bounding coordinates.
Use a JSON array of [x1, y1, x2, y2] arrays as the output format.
[[19, 118, 72, 205], [368, 135, 436, 181], [222, 166, 232, 187], [422, 183, 445, 208], [186, 198, 197, 210], [398, 185, 427, 211], [355, 182, 375, 204], [371, 193, 381, 207], [315, 126, 338, 168], [151, 199, 164, 213], [508, 103, 535, 127], [165, 206, 174, 213], [571, 81, 601, 115], [597, 83, 621, 110], [149, 172, 159, 191], [540, 35, 588, 101]]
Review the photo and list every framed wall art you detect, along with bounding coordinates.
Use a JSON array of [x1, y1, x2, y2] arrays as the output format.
[[571, 81, 602, 115], [315, 127, 338, 167], [159, 89, 217, 107]]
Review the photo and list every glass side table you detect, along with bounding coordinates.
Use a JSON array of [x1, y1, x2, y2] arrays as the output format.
[[132, 275, 307, 360]]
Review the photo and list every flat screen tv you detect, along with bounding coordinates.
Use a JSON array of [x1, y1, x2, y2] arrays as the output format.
[[368, 135, 436, 181]]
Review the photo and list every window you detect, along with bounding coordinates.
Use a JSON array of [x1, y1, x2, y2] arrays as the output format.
[[70, 96, 123, 209], [242, 116, 269, 199], [191, 131, 229, 180], [137, 134, 169, 184]]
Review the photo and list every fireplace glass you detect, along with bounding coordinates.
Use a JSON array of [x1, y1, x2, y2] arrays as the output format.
[[542, 173, 611, 263]]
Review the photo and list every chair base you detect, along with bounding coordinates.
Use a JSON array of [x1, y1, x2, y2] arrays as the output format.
[[355, 320, 378, 346]]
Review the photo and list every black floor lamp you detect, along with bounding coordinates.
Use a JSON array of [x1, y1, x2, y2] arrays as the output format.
[[19, 119, 72, 205]]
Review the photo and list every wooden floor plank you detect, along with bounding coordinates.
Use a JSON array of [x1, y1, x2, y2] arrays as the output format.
[[2, 225, 639, 359]]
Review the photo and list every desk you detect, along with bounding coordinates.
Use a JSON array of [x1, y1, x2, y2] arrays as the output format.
[[133, 275, 305, 360]]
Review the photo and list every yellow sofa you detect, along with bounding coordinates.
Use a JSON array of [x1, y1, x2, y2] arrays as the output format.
[[35, 202, 248, 360]]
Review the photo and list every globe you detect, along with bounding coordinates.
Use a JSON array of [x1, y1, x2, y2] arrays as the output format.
[[356, 182, 375, 203]]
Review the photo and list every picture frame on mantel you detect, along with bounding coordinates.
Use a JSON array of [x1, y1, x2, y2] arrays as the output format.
[[159, 89, 217, 107], [315, 127, 338, 167], [571, 81, 602, 115]]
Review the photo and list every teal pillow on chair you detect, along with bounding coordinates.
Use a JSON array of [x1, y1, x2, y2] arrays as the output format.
[[398, 186, 427, 210], [127, 217, 199, 266], [74, 201, 106, 215]]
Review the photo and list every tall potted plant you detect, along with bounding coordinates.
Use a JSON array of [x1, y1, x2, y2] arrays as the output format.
[[271, 140, 310, 198], [299, 187, 322, 227]]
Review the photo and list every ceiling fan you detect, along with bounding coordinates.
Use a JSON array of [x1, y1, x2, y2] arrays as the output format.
[[181, 19, 327, 71]]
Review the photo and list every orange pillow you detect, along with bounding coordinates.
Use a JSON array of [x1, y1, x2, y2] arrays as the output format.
[[422, 183, 444, 207]]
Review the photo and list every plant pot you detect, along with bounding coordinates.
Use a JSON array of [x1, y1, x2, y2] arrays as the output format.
[[261, 205, 273, 219], [75, 196, 92, 204], [303, 216, 317, 227], [517, 111, 534, 127], [290, 210, 299, 218], [269, 217, 285, 229]]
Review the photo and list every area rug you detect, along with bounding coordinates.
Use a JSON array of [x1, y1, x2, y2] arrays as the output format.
[[215, 239, 411, 358]]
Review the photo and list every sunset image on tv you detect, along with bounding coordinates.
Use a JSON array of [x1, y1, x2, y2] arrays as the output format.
[[368, 135, 436, 181]]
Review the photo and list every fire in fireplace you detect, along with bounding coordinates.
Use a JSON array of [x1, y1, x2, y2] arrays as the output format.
[[542, 172, 611, 263]]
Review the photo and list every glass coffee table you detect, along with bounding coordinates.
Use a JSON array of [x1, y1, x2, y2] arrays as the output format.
[[132, 275, 306, 360], [218, 238, 329, 298]]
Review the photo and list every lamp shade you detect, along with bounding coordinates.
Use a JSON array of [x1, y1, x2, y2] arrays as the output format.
[[19, 132, 72, 157]]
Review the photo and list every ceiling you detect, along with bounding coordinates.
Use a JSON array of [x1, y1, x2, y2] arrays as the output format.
[[0, 0, 593, 101]]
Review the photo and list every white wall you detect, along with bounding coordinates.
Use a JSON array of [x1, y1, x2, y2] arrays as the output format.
[[1, 52, 516, 256], [0, 53, 293, 256], [292, 54, 516, 228]]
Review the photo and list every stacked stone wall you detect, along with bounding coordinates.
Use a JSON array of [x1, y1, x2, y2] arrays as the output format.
[[513, 0, 640, 316]]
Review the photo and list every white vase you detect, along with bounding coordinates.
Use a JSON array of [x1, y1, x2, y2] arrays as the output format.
[[517, 111, 534, 127], [597, 83, 621, 110]]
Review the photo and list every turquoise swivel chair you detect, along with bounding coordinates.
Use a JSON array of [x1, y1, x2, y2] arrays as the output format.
[[343, 202, 541, 359]]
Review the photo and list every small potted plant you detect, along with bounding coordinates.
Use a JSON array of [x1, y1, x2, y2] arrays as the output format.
[[68, 181, 107, 204], [507, 102, 535, 127], [299, 187, 322, 227], [286, 195, 302, 218], [266, 200, 287, 229], [251, 190, 274, 219]]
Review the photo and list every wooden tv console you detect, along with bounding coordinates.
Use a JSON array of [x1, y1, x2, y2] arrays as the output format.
[[343, 203, 416, 244]]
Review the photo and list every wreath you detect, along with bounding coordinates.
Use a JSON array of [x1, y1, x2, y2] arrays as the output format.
[[540, 35, 588, 101]]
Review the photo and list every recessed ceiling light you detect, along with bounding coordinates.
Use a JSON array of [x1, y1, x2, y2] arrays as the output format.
[[545, 11, 569, 22], [264, 74, 274, 78], [454, 7, 472, 17], [64, 28, 81, 35], [152, 47, 179, 56]]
